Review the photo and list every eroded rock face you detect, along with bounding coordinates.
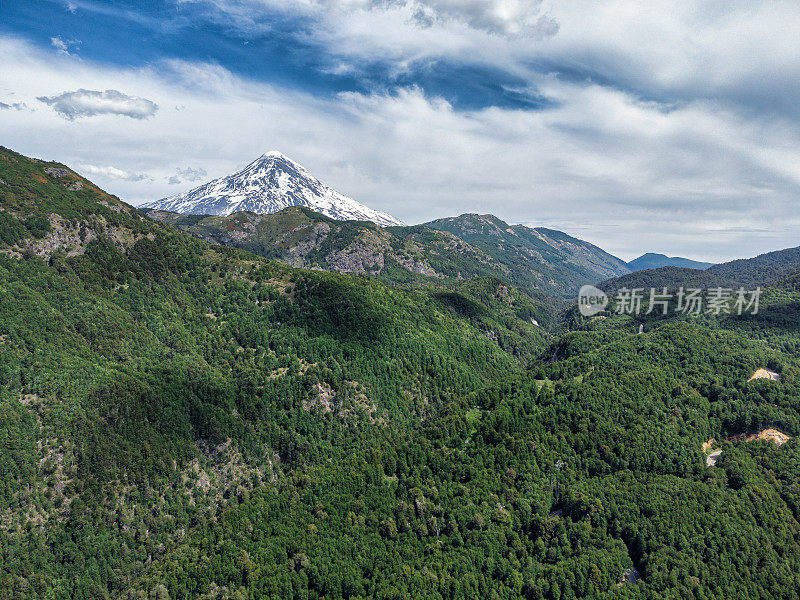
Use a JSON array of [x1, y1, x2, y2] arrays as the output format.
[[147, 208, 447, 279], [390, 252, 439, 277], [325, 229, 390, 275], [17, 213, 97, 259], [16, 213, 151, 260], [283, 222, 333, 267]]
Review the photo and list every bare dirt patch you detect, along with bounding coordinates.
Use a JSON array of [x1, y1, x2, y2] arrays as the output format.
[[706, 450, 722, 467], [745, 428, 791, 446], [748, 368, 780, 382]]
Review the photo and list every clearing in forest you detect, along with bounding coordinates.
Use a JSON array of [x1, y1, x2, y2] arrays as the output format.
[[706, 450, 722, 467], [706, 450, 722, 466], [745, 428, 791, 446], [702, 438, 722, 466], [618, 567, 641, 586], [748, 368, 780, 382]]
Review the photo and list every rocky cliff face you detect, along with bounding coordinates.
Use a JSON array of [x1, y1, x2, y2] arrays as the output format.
[[145, 206, 442, 280]]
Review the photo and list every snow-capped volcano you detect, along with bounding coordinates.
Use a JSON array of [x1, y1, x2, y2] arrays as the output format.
[[141, 151, 403, 226]]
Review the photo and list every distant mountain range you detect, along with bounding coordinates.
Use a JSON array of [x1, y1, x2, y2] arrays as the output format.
[[141, 151, 403, 227], [143, 208, 631, 297], [601, 246, 800, 291], [136, 150, 800, 298], [706, 246, 800, 287], [627, 252, 713, 272]]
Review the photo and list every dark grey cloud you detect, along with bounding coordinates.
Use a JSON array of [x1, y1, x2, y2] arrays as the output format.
[[0, 101, 27, 110], [37, 89, 158, 120]]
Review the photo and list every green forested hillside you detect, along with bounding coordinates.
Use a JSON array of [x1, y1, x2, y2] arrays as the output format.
[[425, 214, 630, 297], [626, 253, 713, 272], [144, 208, 628, 298], [707, 246, 800, 287], [3, 146, 800, 600], [598, 266, 736, 293]]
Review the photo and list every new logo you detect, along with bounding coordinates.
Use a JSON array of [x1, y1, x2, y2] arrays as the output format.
[[578, 285, 608, 316]]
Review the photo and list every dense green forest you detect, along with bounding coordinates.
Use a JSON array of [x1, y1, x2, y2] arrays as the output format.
[[707, 246, 800, 287], [2, 146, 800, 599]]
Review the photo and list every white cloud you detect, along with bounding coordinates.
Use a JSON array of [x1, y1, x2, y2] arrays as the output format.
[[210, 0, 557, 38], [326, 0, 558, 38], [197, 0, 800, 120], [37, 89, 158, 120], [168, 166, 208, 184], [50, 37, 69, 54], [81, 164, 152, 182], [50, 36, 80, 56], [407, 0, 558, 38], [1, 36, 799, 262]]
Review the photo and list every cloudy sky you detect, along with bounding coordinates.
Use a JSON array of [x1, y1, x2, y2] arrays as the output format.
[[2, 0, 799, 261]]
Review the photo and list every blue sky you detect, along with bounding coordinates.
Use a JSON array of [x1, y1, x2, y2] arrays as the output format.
[[2, 0, 550, 110], [1, 0, 800, 260]]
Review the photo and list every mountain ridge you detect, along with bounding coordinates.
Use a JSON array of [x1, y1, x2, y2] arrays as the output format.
[[627, 252, 713, 271], [144, 207, 631, 297], [598, 245, 800, 291], [424, 213, 631, 295], [707, 245, 800, 287]]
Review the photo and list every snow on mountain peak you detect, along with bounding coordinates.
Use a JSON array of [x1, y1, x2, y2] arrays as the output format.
[[141, 152, 404, 227], [260, 150, 290, 159]]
